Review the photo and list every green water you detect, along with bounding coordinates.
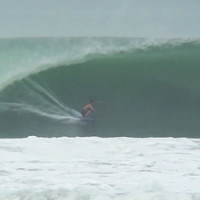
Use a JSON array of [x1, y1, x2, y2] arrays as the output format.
[[0, 38, 200, 137]]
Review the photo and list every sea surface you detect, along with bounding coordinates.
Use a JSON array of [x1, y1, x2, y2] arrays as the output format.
[[0, 37, 200, 199]]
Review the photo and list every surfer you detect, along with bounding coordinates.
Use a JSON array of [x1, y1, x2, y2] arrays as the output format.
[[81, 100, 101, 117]]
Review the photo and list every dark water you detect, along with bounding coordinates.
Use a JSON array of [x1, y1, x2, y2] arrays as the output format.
[[0, 38, 200, 138]]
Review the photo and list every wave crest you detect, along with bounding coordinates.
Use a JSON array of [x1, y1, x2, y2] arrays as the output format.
[[0, 37, 199, 91]]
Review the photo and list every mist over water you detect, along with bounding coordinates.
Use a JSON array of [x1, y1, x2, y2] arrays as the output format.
[[0, 0, 200, 38]]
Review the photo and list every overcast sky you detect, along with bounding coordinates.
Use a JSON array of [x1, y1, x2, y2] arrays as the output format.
[[0, 0, 200, 38]]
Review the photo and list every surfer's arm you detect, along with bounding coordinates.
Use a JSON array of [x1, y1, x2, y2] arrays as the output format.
[[90, 105, 96, 111], [95, 101, 102, 104]]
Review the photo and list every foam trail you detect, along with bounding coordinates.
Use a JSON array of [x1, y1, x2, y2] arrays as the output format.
[[25, 78, 73, 114], [0, 78, 81, 122], [0, 102, 79, 121]]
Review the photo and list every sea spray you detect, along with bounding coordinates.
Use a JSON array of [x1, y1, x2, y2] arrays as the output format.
[[0, 78, 81, 121]]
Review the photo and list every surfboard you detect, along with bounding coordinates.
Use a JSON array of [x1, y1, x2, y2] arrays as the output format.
[[78, 116, 95, 122]]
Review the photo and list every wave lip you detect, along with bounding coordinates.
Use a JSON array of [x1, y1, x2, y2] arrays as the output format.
[[0, 37, 199, 91]]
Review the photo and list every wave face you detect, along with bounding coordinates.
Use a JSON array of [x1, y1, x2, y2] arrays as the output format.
[[0, 37, 200, 138]]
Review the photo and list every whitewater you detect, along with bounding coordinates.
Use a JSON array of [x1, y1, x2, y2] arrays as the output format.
[[0, 136, 200, 200]]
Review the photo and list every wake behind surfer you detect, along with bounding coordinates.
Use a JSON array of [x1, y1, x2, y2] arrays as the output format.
[[81, 100, 101, 117]]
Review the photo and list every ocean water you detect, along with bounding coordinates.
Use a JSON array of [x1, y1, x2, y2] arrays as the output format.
[[0, 37, 200, 199], [0, 37, 200, 137]]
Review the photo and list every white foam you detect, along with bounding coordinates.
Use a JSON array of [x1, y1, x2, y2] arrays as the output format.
[[0, 137, 199, 199], [0, 78, 81, 122]]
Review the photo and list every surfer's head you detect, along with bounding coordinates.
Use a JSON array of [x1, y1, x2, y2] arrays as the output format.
[[90, 99, 95, 104]]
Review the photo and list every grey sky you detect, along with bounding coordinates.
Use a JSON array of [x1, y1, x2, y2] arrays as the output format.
[[0, 0, 200, 38]]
